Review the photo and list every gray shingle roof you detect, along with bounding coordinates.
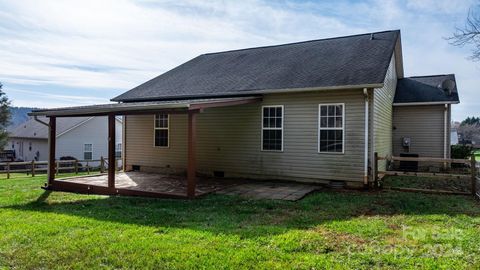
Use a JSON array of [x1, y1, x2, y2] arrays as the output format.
[[112, 30, 400, 102], [8, 117, 93, 139], [394, 74, 460, 104]]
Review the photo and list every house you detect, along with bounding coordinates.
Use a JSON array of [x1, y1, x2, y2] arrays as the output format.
[[451, 128, 459, 145], [6, 116, 123, 163], [29, 30, 460, 198]]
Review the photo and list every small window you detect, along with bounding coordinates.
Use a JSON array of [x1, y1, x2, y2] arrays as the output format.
[[318, 104, 344, 153], [262, 105, 283, 151], [84, 143, 93, 160], [115, 143, 122, 158], [154, 114, 169, 147]]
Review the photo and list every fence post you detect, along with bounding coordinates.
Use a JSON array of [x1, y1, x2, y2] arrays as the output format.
[[472, 154, 477, 196], [114, 159, 118, 172], [31, 160, 35, 177], [100, 157, 104, 174], [87, 161, 90, 174], [74, 160, 78, 174], [6, 162, 10, 179], [374, 152, 379, 188]]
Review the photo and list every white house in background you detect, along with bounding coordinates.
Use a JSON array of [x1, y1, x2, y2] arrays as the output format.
[[6, 116, 123, 162], [451, 128, 459, 145]]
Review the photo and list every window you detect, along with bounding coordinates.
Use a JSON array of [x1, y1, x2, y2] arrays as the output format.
[[154, 114, 169, 147], [318, 104, 344, 153], [84, 144, 93, 160], [262, 105, 283, 151], [115, 143, 122, 158]]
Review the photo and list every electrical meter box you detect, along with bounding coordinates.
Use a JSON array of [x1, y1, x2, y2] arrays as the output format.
[[402, 137, 411, 147]]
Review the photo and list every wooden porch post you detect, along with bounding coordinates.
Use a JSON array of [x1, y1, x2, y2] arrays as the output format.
[[47, 116, 56, 186], [108, 114, 116, 189], [187, 111, 197, 198]]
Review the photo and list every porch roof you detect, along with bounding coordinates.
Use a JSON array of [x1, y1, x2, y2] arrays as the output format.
[[29, 96, 262, 117]]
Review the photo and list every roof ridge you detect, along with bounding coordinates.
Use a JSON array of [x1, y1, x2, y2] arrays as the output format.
[[202, 30, 400, 56]]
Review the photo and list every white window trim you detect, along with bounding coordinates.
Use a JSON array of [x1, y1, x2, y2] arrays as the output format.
[[261, 105, 284, 152], [317, 103, 345, 154], [84, 143, 93, 160], [153, 114, 170, 148]]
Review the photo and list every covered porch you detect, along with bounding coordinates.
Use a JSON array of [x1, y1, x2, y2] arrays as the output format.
[[30, 96, 262, 199]]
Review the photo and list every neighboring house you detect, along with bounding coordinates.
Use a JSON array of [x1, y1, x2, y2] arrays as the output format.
[[6, 116, 122, 162], [451, 128, 459, 145], [31, 30, 460, 188]]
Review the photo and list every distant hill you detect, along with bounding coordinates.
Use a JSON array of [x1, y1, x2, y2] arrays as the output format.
[[8, 107, 37, 131]]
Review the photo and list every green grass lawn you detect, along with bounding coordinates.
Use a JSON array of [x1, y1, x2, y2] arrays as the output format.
[[1, 174, 480, 269]]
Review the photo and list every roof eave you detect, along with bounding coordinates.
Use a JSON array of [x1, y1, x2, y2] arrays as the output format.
[[29, 103, 190, 117], [393, 101, 460, 106], [112, 83, 384, 103]]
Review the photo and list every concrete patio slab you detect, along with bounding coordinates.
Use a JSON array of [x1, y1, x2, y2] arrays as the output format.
[[216, 181, 321, 201]]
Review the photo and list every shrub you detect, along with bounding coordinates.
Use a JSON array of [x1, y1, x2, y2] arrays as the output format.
[[59, 156, 82, 168], [451, 145, 473, 159]]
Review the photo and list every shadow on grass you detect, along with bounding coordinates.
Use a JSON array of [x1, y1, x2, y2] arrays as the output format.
[[4, 188, 480, 238]]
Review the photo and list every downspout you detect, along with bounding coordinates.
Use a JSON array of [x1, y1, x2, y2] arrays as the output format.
[[363, 88, 369, 186], [444, 104, 448, 168]]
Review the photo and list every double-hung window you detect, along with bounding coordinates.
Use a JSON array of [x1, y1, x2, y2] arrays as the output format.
[[115, 143, 122, 158], [84, 143, 93, 160], [154, 114, 169, 147], [318, 104, 344, 153], [262, 105, 283, 151]]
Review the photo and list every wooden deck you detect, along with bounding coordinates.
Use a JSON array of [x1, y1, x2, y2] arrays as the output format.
[[48, 172, 244, 199]]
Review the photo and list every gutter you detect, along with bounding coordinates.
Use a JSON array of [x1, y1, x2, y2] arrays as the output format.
[[393, 101, 459, 106], [363, 88, 369, 186], [112, 83, 385, 103]]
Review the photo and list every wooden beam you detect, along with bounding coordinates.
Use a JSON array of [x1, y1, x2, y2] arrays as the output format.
[[377, 155, 470, 164], [47, 117, 56, 185], [36, 109, 189, 118], [188, 97, 262, 110], [46, 180, 190, 199], [472, 154, 477, 196], [108, 114, 115, 189], [187, 111, 197, 198], [373, 152, 379, 188], [379, 170, 471, 179]]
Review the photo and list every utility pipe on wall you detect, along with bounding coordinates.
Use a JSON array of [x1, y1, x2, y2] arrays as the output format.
[[444, 104, 448, 167], [363, 88, 369, 186]]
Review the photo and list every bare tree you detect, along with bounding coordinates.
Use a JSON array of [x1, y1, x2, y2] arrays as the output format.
[[448, 5, 480, 61]]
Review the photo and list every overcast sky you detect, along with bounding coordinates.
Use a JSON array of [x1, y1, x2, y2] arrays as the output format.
[[0, 0, 478, 121]]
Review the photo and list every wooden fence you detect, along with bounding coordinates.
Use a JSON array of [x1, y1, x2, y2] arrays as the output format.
[[0, 157, 122, 179], [374, 152, 478, 196]]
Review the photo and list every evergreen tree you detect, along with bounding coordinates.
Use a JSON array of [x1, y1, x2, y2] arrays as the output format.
[[461, 116, 480, 126], [0, 83, 11, 148]]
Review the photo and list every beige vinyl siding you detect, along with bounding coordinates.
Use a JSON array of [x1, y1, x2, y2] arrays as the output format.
[[125, 89, 367, 183], [393, 105, 449, 158], [373, 54, 397, 170], [125, 114, 188, 171]]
